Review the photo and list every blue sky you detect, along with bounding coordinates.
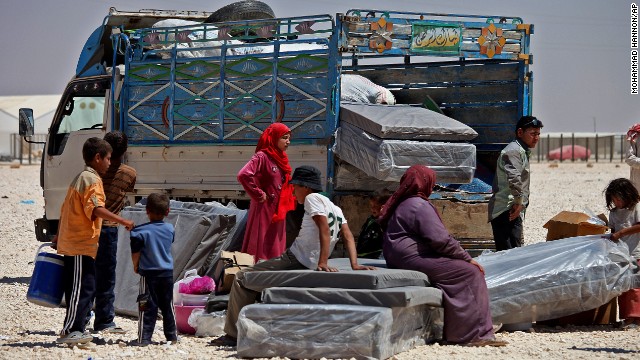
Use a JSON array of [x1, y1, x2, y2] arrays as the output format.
[[1, 0, 638, 133]]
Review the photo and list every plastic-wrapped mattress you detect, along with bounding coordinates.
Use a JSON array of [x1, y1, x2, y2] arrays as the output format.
[[334, 122, 476, 183], [262, 286, 444, 350], [340, 101, 477, 141], [477, 235, 640, 324], [237, 304, 393, 359], [334, 162, 398, 191]]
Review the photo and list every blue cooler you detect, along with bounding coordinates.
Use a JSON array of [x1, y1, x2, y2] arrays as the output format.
[[27, 243, 64, 307]]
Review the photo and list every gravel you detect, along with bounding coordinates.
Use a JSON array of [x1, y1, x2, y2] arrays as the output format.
[[1, 161, 638, 359]]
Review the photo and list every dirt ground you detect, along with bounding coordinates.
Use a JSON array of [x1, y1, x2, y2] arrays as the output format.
[[1, 162, 638, 360]]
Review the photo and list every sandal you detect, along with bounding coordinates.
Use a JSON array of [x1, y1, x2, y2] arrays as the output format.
[[463, 339, 508, 347], [101, 326, 127, 334], [56, 331, 93, 344], [492, 323, 503, 333], [210, 335, 237, 347]]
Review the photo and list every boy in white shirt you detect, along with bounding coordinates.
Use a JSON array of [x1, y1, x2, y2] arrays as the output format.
[[213, 165, 375, 346]]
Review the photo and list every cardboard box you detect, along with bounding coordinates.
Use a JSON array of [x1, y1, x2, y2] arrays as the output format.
[[538, 297, 618, 326], [543, 211, 608, 241], [213, 251, 254, 294]]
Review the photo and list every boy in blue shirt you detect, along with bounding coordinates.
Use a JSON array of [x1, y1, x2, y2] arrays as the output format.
[[130, 193, 177, 346]]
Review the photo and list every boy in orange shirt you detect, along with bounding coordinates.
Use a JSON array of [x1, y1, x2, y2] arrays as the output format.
[[53, 137, 134, 344]]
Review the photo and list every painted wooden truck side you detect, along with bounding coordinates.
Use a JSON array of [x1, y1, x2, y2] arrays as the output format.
[[24, 8, 533, 253]]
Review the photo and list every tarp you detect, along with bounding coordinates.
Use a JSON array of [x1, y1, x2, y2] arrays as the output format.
[[477, 235, 640, 324], [114, 200, 247, 316]]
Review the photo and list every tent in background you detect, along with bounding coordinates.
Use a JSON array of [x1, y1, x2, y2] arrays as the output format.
[[0, 95, 59, 156]]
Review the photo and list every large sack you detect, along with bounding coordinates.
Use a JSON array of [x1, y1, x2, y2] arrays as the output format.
[[341, 74, 396, 105]]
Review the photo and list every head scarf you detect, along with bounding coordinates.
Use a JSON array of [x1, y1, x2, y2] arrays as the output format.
[[378, 165, 437, 228], [256, 123, 295, 222], [627, 123, 640, 142]]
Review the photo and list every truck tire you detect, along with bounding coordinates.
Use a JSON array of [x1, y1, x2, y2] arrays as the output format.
[[204, 0, 275, 23]]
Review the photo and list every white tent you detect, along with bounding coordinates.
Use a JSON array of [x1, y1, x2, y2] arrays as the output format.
[[0, 95, 60, 156]]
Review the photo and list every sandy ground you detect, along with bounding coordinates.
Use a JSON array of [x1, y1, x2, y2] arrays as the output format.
[[1, 161, 639, 359]]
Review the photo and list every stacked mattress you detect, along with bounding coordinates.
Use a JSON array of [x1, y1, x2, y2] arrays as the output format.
[[335, 102, 477, 185], [234, 258, 443, 359]]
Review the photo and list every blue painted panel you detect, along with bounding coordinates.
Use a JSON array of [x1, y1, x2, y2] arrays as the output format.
[[121, 17, 336, 145]]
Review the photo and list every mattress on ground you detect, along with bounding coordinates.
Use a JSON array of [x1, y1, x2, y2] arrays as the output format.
[[241, 258, 430, 292], [262, 286, 442, 308], [237, 304, 393, 359], [340, 101, 478, 141], [334, 122, 476, 183], [477, 235, 639, 324], [238, 303, 440, 359]]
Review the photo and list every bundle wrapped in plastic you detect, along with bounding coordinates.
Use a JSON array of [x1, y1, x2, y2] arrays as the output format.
[[477, 235, 639, 324], [341, 74, 396, 105]]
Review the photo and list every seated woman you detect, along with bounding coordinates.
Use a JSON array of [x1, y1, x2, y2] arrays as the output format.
[[378, 165, 506, 347]]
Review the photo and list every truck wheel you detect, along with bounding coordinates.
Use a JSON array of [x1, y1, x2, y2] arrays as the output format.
[[204, 0, 275, 23]]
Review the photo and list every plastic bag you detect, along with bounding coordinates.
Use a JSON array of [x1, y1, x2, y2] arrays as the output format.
[[173, 269, 215, 305], [179, 276, 216, 295], [187, 308, 226, 337], [173, 269, 216, 305]]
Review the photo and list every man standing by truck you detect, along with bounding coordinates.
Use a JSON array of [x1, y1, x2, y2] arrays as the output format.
[[90, 131, 137, 333], [488, 116, 543, 251]]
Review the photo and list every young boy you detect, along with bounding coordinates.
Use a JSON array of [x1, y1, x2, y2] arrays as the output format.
[[212, 165, 376, 346], [54, 137, 134, 345], [357, 190, 391, 259], [129, 193, 177, 346], [90, 130, 137, 333]]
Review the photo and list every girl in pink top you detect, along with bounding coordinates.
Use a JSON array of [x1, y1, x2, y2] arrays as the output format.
[[237, 123, 295, 261]]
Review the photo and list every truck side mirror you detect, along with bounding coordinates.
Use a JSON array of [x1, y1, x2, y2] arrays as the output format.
[[19, 108, 34, 137]]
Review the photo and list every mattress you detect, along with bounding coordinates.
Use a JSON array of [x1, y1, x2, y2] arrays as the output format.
[[237, 304, 393, 359], [477, 235, 640, 324], [241, 258, 431, 292], [262, 285, 442, 308], [340, 101, 477, 141], [334, 122, 476, 183]]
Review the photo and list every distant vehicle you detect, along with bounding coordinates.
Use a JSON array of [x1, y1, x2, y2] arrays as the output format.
[[547, 145, 591, 161]]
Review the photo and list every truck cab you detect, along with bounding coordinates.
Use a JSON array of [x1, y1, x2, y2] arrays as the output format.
[[20, 8, 533, 254]]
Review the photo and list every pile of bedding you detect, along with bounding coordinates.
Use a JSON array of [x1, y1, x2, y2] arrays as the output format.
[[229, 258, 443, 358]]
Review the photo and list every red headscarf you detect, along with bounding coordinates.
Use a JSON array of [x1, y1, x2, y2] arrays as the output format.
[[628, 123, 640, 142], [378, 165, 437, 228], [256, 123, 295, 222]]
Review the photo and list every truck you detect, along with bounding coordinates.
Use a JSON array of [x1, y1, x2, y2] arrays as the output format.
[[20, 6, 533, 255]]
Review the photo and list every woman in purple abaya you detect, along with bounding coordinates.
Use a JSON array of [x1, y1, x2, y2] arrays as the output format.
[[378, 165, 506, 347]]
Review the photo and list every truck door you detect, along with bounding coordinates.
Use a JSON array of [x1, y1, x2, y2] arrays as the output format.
[[44, 77, 110, 221]]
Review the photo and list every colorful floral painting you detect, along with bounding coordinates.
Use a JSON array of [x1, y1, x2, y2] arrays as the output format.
[[478, 23, 506, 58]]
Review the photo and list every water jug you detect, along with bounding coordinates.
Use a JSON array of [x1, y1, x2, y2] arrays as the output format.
[[26, 243, 64, 307]]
